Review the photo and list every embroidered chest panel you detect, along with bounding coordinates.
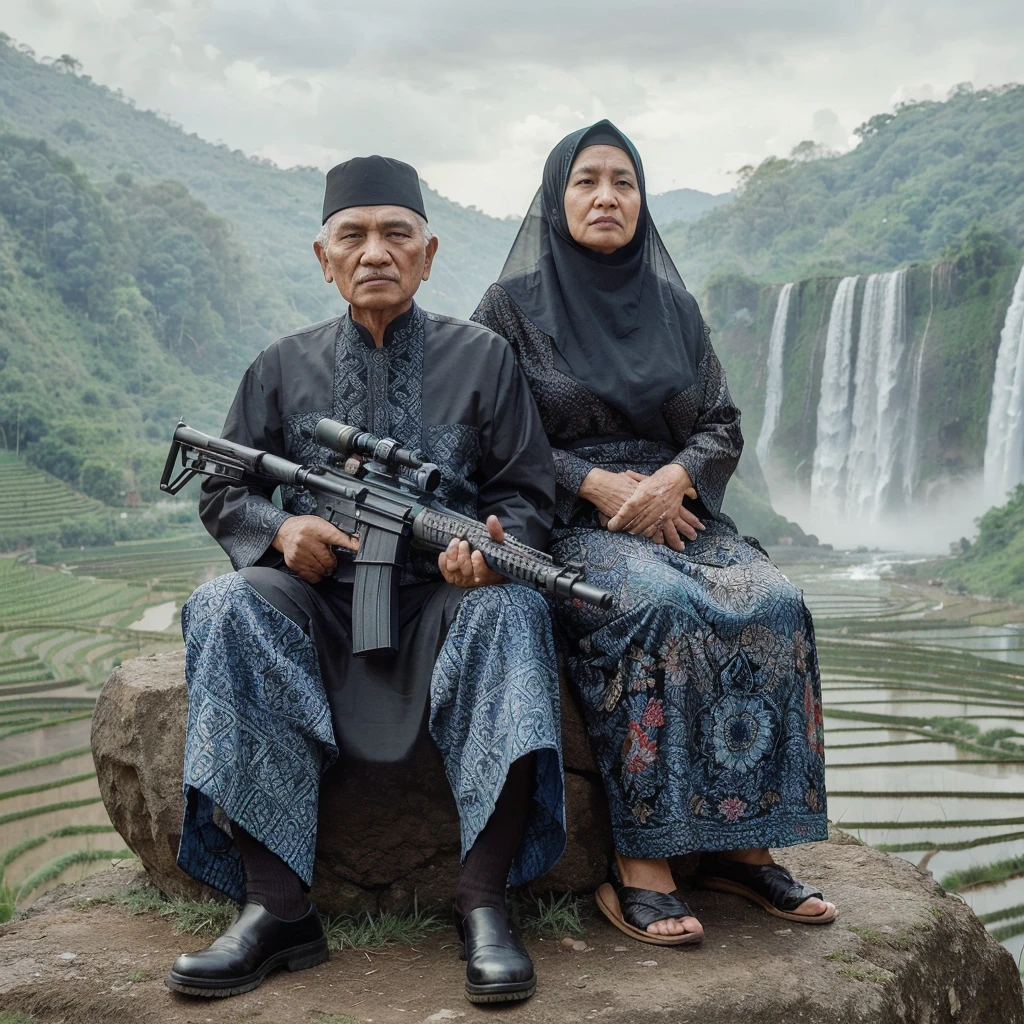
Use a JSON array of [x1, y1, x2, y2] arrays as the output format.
[[279, 310, 481, 522]]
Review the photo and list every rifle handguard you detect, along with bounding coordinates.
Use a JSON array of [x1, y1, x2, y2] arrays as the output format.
[[413, 508, 613, 609]]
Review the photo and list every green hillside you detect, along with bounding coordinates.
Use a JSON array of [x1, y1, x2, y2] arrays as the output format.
[[0, 132, 236, 519], [665, 84, 1024, 289], [942, 486, 1024, 600], [0, 38, 517, 322]]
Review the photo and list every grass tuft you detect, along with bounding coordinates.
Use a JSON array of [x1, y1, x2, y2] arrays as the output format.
[[112, 886, 237, 936], [850, 925, 883, 944], [314, 1016, 364, 1024], [321, 899, 445, 952], [0, 1014, 39, 1024], [110, 883, 446, 950], [824, 949, 858, 964], [511, 890, 589, 939]]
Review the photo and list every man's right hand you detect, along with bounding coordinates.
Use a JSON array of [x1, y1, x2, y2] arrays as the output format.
[[271, 515, 359, 584]]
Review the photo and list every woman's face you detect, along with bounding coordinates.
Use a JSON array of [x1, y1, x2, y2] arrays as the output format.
[[563, 144, 641, 254]]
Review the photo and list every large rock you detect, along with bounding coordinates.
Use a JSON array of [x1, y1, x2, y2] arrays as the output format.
[[91, 650, 610, 914]]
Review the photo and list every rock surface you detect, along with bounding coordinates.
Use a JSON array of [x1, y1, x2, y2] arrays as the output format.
[[91, 650, 610, 913], [2, 843, 1022, 1024]]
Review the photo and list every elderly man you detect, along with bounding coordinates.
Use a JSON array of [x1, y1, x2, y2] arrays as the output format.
[[166, 156, 564, 1005]]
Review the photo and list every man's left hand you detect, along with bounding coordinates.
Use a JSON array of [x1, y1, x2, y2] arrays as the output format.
[[438, 515, 507, 588]]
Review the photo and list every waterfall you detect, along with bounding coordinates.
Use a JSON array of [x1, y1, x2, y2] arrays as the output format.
[[810, 276, 859, 512], [755, 282, 795, 467], [809, 268, 912, 526], [846, 269, 909, 519], [902, 265, 935, 505], [984, 263, 1024, 504]]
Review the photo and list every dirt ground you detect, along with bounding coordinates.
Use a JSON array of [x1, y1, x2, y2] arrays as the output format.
[[2, 835, 1022, 1024]]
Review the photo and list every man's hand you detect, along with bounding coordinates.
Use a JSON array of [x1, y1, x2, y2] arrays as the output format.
[[438, 515, 507, 589], [272, 515, 358, 584], [606, 465, 706, 551]]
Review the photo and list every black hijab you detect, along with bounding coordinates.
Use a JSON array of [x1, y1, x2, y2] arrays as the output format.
[[497, 120, 707, 443]]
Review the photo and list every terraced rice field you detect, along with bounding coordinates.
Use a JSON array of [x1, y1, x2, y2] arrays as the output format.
[[799, 554, 1024, 965], [3, 540, 1024, 968], [0, 537, 227, 916], [0, 453, 107, 542]]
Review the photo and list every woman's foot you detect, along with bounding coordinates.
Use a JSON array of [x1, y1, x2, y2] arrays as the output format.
[[717, 849, 836, 919], [614, 854, 704, 938]]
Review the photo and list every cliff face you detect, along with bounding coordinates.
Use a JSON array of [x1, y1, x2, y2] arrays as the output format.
[[705, 234, 1024, 523]]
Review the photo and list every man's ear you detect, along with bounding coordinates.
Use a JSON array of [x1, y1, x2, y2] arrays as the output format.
[[313, 240, 333, 283], [421, 235, 439, 282]]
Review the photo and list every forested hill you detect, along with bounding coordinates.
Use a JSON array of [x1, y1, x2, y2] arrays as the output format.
[[664, 84, 1024, 288], [0, 132, 238, 507], [0, 39, 518, 326]]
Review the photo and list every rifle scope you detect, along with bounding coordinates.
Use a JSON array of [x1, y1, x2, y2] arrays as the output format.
[[315, 419, 441, 490]]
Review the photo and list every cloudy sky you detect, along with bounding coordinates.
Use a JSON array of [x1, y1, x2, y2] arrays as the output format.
[[5, 1, 1024, 217]]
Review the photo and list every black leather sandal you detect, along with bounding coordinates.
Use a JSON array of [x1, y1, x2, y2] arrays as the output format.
[[694, 856, 838, 924], [455, 906, 537, 1004], [595, 879, 703, 946]]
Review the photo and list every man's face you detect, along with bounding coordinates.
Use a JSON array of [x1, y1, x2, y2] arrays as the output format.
[[314, 205, 438, 312]]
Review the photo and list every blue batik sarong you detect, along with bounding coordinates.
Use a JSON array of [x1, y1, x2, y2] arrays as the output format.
[[177, 573, 564, 901], [551, 519, 828, 859]]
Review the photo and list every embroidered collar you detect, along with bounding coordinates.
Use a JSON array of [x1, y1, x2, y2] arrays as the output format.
[[346, 303, 423, 350]]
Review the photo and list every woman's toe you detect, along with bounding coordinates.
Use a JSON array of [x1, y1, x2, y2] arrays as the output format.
[[794, 897, 830, 917], [646, 916, 701, 936]]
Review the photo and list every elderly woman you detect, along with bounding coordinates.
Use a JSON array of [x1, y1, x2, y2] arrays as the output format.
[[471, 121, 834, 946]]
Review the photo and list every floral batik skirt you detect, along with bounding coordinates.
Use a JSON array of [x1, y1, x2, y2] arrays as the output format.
[[550, 520, 828, 858]]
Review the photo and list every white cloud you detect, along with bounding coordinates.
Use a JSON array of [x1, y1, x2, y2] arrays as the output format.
[[3, 1, 1023, 216]]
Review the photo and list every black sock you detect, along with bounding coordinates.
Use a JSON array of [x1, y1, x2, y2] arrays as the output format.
[[454, 754, 536, 921], [232, 823, 311, 921]]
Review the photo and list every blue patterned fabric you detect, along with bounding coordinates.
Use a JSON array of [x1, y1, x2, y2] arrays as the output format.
[[177, 574, 565, 899], [431, 583, 565, 887], [550, 519, 827, 857], [178, 572, 337, 900]]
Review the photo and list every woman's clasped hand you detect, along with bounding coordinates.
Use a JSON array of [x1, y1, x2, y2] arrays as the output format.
[[579, 464, 705, 551]]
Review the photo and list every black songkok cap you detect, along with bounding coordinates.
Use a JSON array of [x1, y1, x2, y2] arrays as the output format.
[[321, 155, 427, 225]]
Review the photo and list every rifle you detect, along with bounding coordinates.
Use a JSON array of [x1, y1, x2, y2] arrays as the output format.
[[160, 419, 614, 657]]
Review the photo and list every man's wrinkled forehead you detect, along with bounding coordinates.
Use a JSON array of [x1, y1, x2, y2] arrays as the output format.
[[328, 206, 421, 234]]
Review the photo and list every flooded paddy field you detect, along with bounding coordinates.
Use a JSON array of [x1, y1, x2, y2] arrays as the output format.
[[3, 539, 1024, 969], [794, 550, 1024, 966]]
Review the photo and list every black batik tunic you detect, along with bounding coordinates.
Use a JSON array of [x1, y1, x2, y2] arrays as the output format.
[[177, 303, 567, 899], [472, 284, 828, 858]]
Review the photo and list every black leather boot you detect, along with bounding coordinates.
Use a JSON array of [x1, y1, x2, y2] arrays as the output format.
[[456, 906, 536, 1004], [166, 902, 328, 997]]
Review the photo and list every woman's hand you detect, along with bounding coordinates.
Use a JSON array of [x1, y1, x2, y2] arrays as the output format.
[[606, 465, 706, 551], [272, 515, 359, 584], [438, 515, 507, 589], [578, 468, 641, 520]]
